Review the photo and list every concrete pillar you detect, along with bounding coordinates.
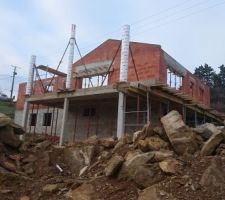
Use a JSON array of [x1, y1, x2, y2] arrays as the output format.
[[146, 92, 150, 122], [59, 98, 69, 146], [182, 105, 186, 123], [117, 92, 126, 138], [22, 101, 29, 131]]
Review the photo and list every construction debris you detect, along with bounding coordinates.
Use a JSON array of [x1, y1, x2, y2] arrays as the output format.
[[0, 111, 225, 199]]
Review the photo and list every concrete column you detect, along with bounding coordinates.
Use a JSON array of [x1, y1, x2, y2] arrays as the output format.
[[59, 98, 69, 146], [22, 101, 29, 131], [182, 105, 186, 123], [117, 92, 126, 138], [146, 92, 150, 123]]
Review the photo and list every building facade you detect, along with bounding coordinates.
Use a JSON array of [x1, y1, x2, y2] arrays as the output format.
[[15, 38, 225, 143]]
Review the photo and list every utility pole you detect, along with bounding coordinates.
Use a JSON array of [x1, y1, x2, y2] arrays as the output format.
[[10, 66, 18, 101]]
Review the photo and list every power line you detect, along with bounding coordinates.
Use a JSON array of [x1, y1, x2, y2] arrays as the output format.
[[133, 0, 225, 37], [132, 0, 211, 31], [79, 0, 199, 49]]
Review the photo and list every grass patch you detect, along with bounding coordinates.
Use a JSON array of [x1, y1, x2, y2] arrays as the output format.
[[0, 101, 16, 118]]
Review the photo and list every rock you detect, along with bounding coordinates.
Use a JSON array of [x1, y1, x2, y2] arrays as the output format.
[[200, 131, 224, 156], [216, 143, 225, 156], [67, 182, 98, 200], [20, 196, 30, 200], [0, 160, 17, 172], [153, 126, 169, 142], [133, 123, 154, 144], [121, 134, 133, 144], [84, 135, 98, 145], [138, 136, 168, 152], [161, 110, 198, 155], [137, 139, 149, 152], [81, 145, 96, 166], [0, 189, 12, 194], [193, 123, 221, 140], [119, 152, 154, 179], [146, 136, 169, 150], [22, 162, 34, 175], [64, 146, 84, 175], [0, 125, 21, 148], [79, 166, 88, 177], [133, 130, 143, 143], [159, 158, 182, 174], [49, 145, 65, 166], [153, 150, 174, 162], [200, 160, 225, 188], [22, 155, 37, 163], [104, 155, 124, 176], [10, 122, 25, 135], [113, 140, 124, 152], [138, 184, 176, 200], [35, 140, 51, 150], [42, 184, 59, 192], [99, 137, 116, 148], [133, 165, 162, 189], [0, 113, 11, 127]]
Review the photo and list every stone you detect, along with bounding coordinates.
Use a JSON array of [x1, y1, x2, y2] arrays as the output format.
[[153, 150, 174, 162], [159, 158, 182, 174], [133, 123, 155, 144], [0, 189, 12, 194], [0, 125, 21, 148], [81, 145, 96, 166], [200, 160, 225, 188], [145, 136, 169, 150], [138, 184, 176, 200], [84, 135, 98, 145], [133, 130, 143, 143], [99, 137, 116, 148], [22, 162, 34, 175], [120, 134, 133, 144], [0, 160, 17, 172], [133, 165, 160, 188], [193, 123, 221, 140], [79, 166, 88, 177], [22, 155, 37, 163], [153, 126, 169, 142], [113, 140, 124, 152], [20, 196, 30, 200], [67, 182, 98, 200], [0, 113, 11, 127], [35, 140, 51, 150], [119, 152, 154, 179], [104, 155, 124, 176], [161, 110, 198, 155], [138, 136, 168, 152], [200, 131, 224, 156], [64, 146, 84, 175], [137, 139, 149, 152], [42, 184, 59, 192], [10, 122, 25, 135]]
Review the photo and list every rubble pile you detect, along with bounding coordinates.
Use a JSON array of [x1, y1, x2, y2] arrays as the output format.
[[0, 111, 225, 200]]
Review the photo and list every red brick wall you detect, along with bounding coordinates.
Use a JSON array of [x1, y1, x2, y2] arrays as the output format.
[[16, 39, 210, 110], [182, 72, 210, 105], [73, 39, 163, 86]]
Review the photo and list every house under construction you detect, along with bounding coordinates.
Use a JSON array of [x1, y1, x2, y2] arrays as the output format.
[[15, 24, 225, 145]]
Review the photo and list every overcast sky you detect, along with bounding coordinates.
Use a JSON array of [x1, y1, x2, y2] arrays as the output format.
[[0, 0, 225, 98]]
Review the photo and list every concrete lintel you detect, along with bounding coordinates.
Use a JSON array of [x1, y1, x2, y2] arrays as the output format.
[[27, 86, 117, 103]]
